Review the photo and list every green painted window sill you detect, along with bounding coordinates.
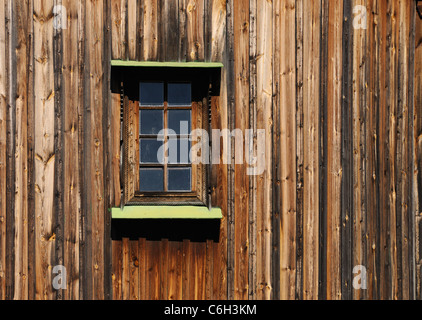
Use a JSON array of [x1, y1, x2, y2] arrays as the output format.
[[111, 206, 223, 220], [111, 60, 224, 68]]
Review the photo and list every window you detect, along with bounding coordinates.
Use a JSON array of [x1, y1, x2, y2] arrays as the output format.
[[139, 82, 192, 193], [113, 65, 221, 208]]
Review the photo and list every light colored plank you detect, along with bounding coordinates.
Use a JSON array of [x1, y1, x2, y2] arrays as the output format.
[[34, 0, 56, 300], [278, 0, 295, 301], [302, 0, 320, 300], [326, 0, 343, 300]]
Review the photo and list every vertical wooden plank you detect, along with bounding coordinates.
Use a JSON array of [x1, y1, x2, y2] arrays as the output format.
[[326, 0, 343, 300], [111, 0, 127, 60], [233, 0, 249, 301], [160, 239, 169, 300], [122, 238, 129, 300], [129, 240, 139, 300], [302, 0, 320, 300], [352, 0, 367, 301], [167, 241, 177, 300], [142, 0, 158, 61], [186, 0, 205, 61], [386, 0, 399, 300], [148, 241, 160, 300], [396, 0, 411, 300], [62, 0, 81, 300], [210, 0, 228, 301], [0, 0, 7, 300], [111, 240, 123, 300], [34, 0, 55, 300], [278, 0, 296, 301], [295, 0, 304, 301], [319, 0, 329, 301], [182, 239, 190, 300], [178, 0, 188, 62], [248, 0, 256, 301], [189, 242, 197, 300], [340, 0, 354, 300], [138, 238, 146, 300], [14, 0, 30, 300], [86, 0, 105, 300], [205, 240, 213, 300], [414, 0, 422, 300], [53, 0, 64, 301], [127, 0, 138, 60], [226, 0, 235, 301], [159, 0, 179, 61]]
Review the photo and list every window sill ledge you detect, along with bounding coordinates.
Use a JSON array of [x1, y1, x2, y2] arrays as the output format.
[[111, 205, 223, 220]]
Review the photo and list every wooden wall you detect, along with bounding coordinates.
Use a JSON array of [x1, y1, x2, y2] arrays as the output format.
[[0, 0, 421, 300]]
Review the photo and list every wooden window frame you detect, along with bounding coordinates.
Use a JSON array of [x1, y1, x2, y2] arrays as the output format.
[[118, 67, 216, 208]]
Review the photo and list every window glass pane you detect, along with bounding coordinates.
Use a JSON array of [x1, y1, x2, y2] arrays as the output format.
[[168, 139, 191, 164], [168, 83, 191, 106], [140, 139, 164, 164], [140, 168, 164, 192], [168, 168, 191, 191], [168, 110, 191, 135], [140, 82, 164, 106], [140, 110, 163, 135]]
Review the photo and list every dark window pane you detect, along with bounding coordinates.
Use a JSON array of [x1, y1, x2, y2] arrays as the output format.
[[168, 83, 191, 106], [140, 110, 163, 135], [168, 168, 191, 191], [140, 168, 164, 192], [168, 139, 191, 164], [140, 82, 164, 106], [168, 110, 191, 135], [140, 139, 164, 164]]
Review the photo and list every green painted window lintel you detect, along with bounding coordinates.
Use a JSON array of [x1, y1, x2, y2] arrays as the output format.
[[111, 60, 224, 68], [111, 206, 223, 220]]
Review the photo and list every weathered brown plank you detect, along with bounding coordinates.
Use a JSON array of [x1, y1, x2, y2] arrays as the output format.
[[0, 0, 7, 301], [414, 0, 422, 300], [34, 0, 56, 300], [294, 0, 304, 301], [14, 0, 30, 300], [127, 0, 138, 60], [62, 0, 81, 300], [159, 239, 169, 300], [129, 240, 139, 300], [86, 0, 105, 300], [278, 0, 295, 301], [167, 242, 176, 300], [302, 0, 320, 300], [248, 0, 256, 301], [186, 0, 204, 61], [233, 0, 249, 300], [122, 238, 129, 300], [111, 0, 127, 60], [149, 241, 160, 300], [142, 0, 158, 61], [182, 240, 190, 299], [205, 240, 213, 300], [352, 0, 367, 301], [111, 240, 123, 300], [138, 238, 146, 300], [396, 0, 411, 300], [326, 0, 343, 300]]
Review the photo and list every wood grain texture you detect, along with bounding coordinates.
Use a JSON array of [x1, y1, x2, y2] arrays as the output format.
[[0, 0, 6, 301], [233, 0, 249, 300], [278, 0, 295, 301], [302, 0, 320, 300], [326, 0, 343, 300], [34, 0, 55, 300]]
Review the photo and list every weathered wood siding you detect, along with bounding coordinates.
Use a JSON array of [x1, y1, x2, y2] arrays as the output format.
[[0, 0, 420, 300]]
